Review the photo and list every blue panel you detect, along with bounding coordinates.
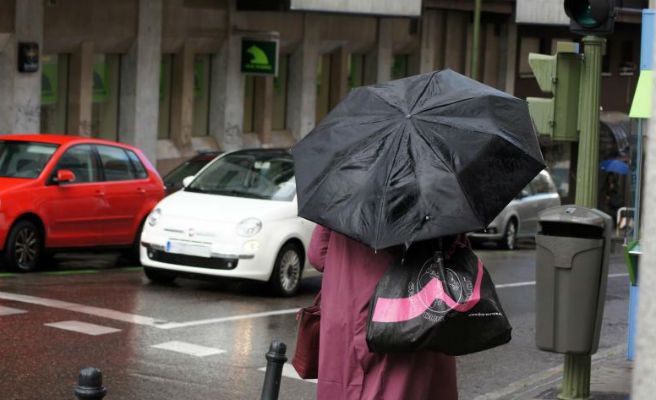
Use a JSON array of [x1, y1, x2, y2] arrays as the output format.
[[628, 284, 639, 361], [641, 10, 656, 70]]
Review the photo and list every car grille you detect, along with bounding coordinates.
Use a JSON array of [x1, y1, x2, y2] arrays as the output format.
[[147, 249, 238, 270]]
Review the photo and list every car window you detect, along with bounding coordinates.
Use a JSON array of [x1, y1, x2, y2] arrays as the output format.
[[186, 152, 296, 201], [126, 150, 148, 179], [97, 145, 137, 181], [530, 171, 557, 194], [0, 141, 58, 179], [163, 159, 211, 186], [54, 145, 100, 183]]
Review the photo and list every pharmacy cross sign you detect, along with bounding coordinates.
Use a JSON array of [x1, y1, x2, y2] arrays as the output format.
[[241, 38, 279, 76]]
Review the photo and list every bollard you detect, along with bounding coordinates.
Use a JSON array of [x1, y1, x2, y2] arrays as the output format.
[[260, 340, 287, 400], [74, 367, 107, 400]]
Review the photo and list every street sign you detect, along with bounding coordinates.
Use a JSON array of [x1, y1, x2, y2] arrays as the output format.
[[241, 38, 278, 76]]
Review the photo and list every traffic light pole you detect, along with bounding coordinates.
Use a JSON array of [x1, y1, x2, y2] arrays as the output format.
[[563, 35, 605, 400]]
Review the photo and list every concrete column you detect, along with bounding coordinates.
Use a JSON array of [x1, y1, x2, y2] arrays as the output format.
[[483, 23, 500, 87], [0, 38, 15, 134], [329, 46, 349, 109], [254, 76, 273, 145], [418, 9, 440, 74], [287, 14, 319, 140], [13, 0, 43, 133], [169, 44, 194, 150], [119, 0, 162, 164], [444, 11, 467, 73], [365, 18, 393, 85], [210, 33, 244, 151], [502, 16, 518, 95], [67, 41, 94, 136]]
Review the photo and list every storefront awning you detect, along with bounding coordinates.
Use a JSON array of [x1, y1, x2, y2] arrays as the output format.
[[630, 70, 653, 119]]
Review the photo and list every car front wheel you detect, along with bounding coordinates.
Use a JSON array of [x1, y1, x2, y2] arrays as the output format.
[[500, 220, 517, 251], [4, 220, 43, 272], [269, 243, 303, 297]]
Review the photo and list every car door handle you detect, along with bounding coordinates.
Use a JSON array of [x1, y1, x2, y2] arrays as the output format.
[[95, 190, 105, 197], [137, 188, 146, 194]]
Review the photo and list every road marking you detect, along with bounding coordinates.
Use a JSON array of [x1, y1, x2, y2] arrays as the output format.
[[45, 320, 121, 336], [151, 341, 226, 357], [0, 305, 26, 316], [0, 273, 630, 330], [472, 344, 624, 400], [0, 291, 168, 327], [258, 363, 318, 384], [156, 308, 301, 330], [495, 273, 629, 289]]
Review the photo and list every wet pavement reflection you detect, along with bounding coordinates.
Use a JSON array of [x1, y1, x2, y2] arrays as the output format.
[[0, 246, 629, 400]]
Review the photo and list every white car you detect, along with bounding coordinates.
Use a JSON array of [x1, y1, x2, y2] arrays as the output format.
[[140, 149, 317, 296]]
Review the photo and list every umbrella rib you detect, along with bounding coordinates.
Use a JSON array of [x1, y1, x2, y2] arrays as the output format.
[[373, 124, 408, 249], [414, 116, 544, 164], [412, 127, 485, 227], [365, 86, 406, 115], [408, 71, 438, 115]]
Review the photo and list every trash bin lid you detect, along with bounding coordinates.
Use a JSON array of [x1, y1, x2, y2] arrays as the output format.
[[538, 205, 608, 228]]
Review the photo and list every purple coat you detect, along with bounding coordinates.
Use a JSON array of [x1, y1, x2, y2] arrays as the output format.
[[308, 226, 458, 400]]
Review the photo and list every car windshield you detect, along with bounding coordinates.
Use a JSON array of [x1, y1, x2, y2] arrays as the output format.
[[163, 158, 212, 187], [0, 141, 58, 179], [186, 152, 296, 201]]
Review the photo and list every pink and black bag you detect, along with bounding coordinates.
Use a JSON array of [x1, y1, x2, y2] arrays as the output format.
[[366, 238, 511, 355]]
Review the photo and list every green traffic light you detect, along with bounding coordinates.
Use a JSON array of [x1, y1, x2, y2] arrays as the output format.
[[574, 4, 600, 28]]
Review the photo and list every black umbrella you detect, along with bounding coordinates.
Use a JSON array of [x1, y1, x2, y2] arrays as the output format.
[[292, 69, 545, 250]]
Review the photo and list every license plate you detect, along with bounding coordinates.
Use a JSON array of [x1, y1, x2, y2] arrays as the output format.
[[166, 241, 211, 258]]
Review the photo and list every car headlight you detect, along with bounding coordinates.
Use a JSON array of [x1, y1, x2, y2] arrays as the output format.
[[148, 208, 162, 227], [237, 218, 262, 237]]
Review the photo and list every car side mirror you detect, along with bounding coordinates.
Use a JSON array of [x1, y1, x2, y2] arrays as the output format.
[[182, 176, 194, 188], [55, 169, 76, 184]]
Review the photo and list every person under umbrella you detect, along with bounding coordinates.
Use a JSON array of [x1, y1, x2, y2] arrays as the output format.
[[294, 70, 545, 400]]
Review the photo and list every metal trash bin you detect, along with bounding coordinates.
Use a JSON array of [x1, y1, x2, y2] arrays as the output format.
[[535, 205, 612, 354]]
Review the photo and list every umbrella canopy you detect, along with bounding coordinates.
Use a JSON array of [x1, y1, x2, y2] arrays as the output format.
[[292, 70, 545, 250], [600, 159, 629, 175]]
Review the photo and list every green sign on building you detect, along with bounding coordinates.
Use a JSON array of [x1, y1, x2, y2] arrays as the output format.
[[241, 38, 278, 76]]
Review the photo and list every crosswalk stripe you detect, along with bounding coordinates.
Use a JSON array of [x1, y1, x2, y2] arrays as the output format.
[[258, 363, 318, 384], [44, 320, 121, 336], [151, 341, 226, 357], [0, 305, 26, 316]]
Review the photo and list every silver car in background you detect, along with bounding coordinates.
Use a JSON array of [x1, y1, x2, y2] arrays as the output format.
[[468, 170, 561, 250]]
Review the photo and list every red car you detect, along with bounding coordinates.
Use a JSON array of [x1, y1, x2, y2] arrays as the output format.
[[0, 135, 165, 272]]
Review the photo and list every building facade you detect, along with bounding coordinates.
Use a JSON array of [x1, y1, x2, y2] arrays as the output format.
[[0, 0, 645, 173]]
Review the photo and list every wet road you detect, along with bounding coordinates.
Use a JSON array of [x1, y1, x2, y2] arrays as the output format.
[[0, 246, 630, 400]]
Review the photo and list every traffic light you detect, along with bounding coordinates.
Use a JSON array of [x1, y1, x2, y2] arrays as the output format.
[[564, 0, 621, 35], [526, 42, 582, 141]]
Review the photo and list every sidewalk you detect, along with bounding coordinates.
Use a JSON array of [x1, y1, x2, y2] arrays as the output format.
[[475, 345, 632, 400]]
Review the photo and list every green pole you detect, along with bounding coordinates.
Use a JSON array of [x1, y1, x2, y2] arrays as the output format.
[[562, 35, 605, 400], [471, 0, 482, 80]]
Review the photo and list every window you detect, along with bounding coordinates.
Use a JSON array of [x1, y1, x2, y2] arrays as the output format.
[[55, 145, 100, 183], [91, 54, 121, 141], [97, 145, 136, 181], [158, 55, 174, 139], [391, 55, 410, 80], [193, 54, 211, 137], [518, 37, 541, 78], [272, 55, 289, 131], [40, 54, 69, 134], [349, 54, 365, 89], [530, 171, 557, 194], [316, 54, 331, 122], [0, 141, 58, 179], [126, 150, 148, 179]]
